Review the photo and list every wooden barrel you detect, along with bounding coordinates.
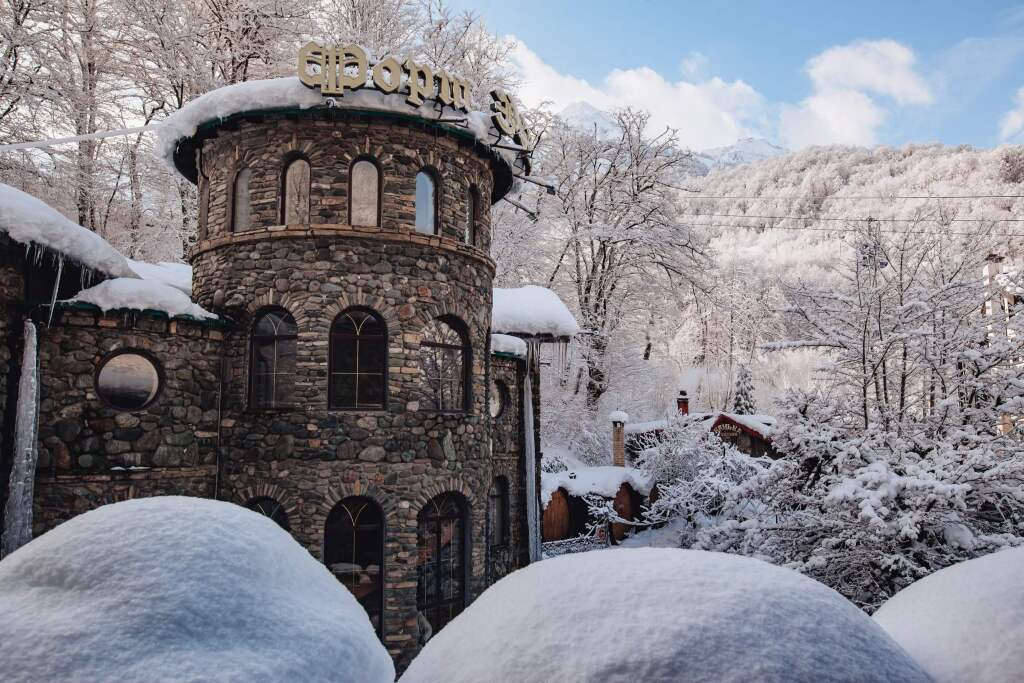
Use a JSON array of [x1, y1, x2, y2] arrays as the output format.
[[543, 487, 570, 541], [611, 483, 638, 542]]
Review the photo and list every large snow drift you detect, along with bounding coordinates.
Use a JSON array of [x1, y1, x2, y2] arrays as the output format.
[[128, 259, 193, 294], [0, 183, 135, 278], [873, 546, 1024, 682], [401, 548, 928, 683], [492, 285, 579, 337], [0, 497, 394, 683], [70, 277, 216, 319]]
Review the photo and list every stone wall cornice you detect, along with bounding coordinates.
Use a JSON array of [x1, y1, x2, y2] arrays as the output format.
[[190, 223, 496, 275]]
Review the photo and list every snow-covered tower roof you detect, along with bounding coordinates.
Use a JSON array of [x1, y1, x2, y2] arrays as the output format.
[[492, 286, 579, 340]]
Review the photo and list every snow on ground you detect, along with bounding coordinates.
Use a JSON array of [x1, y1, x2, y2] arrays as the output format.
[[0, 183, 135, 278], [491, 332, 527, 357], [492, 285, 579, 337], [127, 259, 193, 294], [873, 546, 1024, 682], [0, 497, 394, 683], [541, 466, 653, 507], [70, 278, 217, 319], [401, 548, 929, 683]]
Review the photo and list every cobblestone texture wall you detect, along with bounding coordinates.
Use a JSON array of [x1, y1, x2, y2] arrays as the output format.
[[0, 253, 24, 524], [191, 113, 510, 670], [30, 307, 223, 533]]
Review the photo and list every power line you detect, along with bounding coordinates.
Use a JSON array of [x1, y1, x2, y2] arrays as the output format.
[[677, 193, 1024, 200], [683, 212, 1024, 223], [674, 221, 1024, 239], [0, 125, 159, 151]]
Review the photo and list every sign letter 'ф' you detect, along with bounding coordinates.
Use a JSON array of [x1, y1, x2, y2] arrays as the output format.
[[298, 42, 367, 95]]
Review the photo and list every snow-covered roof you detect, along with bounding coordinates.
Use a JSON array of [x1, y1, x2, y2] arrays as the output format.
[[625, 412, 776, 438], [491, 333, 527, 358], [541, 465, 653, 507], [69, 278, 216, 320], [401, 548, 930, 683], [0, 497, 394, 682], [0, 183, 136, 278], [127, 259, 192, 295], [157, 77, 523, 198], [608, 410, 629, 423], [873, 546, 1024, 682], [492, 286, 579, 338]]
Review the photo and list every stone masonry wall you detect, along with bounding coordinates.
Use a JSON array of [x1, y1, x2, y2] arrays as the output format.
[[0, 251, 24, 524], [488, 355, 525, 582], [31, 307, 224, 534], [191, 113, 505, 671]]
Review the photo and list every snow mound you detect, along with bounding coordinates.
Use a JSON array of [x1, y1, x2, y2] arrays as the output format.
[[0, 183, 135, 278], [608, 410, 629, 422], [492, 286, 579, 337], [541, 466, 653, 507], [402, 548, 928, 683], [70, 278, 216, 320], [0, 497, 394, 683], [128, 259, 193, 294], [491, 332, 527, 358], [873, 546, 1024, 682]]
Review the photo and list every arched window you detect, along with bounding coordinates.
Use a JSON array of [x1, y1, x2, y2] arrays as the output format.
[[415, 170, 437, 234], [465, 185, 478, 245], [282, 157, 311, 224], [231, 168, 251, 232], [250, 308, 297, 409], [417, 492, 466, 638], [350, 158, 380, 227], [325, 497, 384, 636], [245, 496, 290, 531], [421, 317, 469, 412], [488, 476, 509, 547], [329, 308, 387, 410]]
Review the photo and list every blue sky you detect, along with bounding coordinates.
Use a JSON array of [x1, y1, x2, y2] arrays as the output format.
[[450, 0, 1024, 150]]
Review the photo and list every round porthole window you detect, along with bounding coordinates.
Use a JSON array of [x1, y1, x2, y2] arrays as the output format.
[[96, 352, 161, 410], [490, 379, 508, 419]]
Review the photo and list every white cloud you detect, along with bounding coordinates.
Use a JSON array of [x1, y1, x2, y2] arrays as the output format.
[[509, 37, 932, 151], [509, 39, 763, 150], [999, 87, 1024, 141], [780, 40, 932, 148]]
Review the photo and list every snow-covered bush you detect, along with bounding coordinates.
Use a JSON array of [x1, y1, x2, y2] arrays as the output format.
[[401, 548, 929, 683], [873, 546, 1024, 682], [0, 497, 394, 683]]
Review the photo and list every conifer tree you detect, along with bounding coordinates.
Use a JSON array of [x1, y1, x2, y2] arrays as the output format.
[[732, 365, 756, 414]]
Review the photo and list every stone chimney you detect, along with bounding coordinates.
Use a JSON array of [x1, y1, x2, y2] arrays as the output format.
[[676, 390, 689, 416], [609, 411, 628, 467]]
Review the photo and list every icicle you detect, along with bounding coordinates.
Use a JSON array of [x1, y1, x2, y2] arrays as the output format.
[[46, 255, 63, 327], [1, 321, 40, 558], [523, 338, 542, 563]]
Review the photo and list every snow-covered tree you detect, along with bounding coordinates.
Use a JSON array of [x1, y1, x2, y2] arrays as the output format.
[[732, 365, 755, 414]]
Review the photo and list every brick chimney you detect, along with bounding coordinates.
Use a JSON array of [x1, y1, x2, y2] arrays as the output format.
[[676, 390, 689, 416], [609, 411, 628, 467]]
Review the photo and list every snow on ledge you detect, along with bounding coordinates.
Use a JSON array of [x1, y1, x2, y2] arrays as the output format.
[[541, 466, 653, 508], [492, 286, 579, 338], [609, 410, 629, 423], [127, 259, 193, 295], [0, 183, 135, 278], [69, 278, 216, 320], [491, 333, 527, 358]]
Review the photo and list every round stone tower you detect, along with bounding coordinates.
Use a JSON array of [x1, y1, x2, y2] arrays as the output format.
[[166, 60, 530, 668]]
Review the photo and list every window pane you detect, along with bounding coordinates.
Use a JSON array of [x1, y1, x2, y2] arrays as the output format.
[[358, 337, 386, 372], [330, 309, 387, 409], [96, 353, 160, 410], [358, 375, 384, 406], [284, 159, 311, 224], [325, 498, 384, 637], [232, 169, 251, 232], [415, 171, 436, 234], [251, 310, 296, 408], [351, 160, 379, 227], [246, 497, 290, 531], [332, 336, 358, 373]]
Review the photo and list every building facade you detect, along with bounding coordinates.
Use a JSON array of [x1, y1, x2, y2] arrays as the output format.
[[0, 67, 558, 671]]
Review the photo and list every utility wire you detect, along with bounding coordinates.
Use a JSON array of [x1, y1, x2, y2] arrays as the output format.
[[677, 193, 1024, 200], [675, 221, 1024, 238], [0, 125, 160, 151], [680, 212, 1024, 223]]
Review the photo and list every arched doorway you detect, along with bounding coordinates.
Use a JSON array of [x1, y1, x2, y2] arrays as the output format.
[[417, 492, 467, 640], [324, 497, 385, 636], [244, 496, 290, 531]]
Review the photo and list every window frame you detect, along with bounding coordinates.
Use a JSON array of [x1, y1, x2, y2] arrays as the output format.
[[280, 154, 312, 225], [420, 316, 471, 413], [328, 307, 389, 411], [465, 184, 479, 245], [93, 349, 164, 412], [248, 307, 298, 411], [414, 168, 440, 235], [417, 492, 468, 638], [325, 496, 386, 638], [349, 156, 382, 228], [488, 476, 510, 548], [230, 167, 252, 233]]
